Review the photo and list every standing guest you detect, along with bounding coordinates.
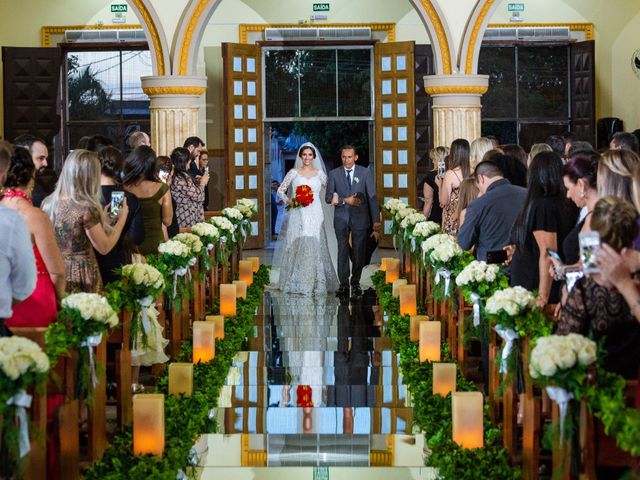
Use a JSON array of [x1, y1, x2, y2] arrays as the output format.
[[609, 131, 639, 153], [502, 144, 528, 167], [123, 146, 173, 255], [76, 136, 91, 150], [170, 147, 208, 228], [510, 152, 579, 307], [184, 136, 206, 176], [155, 155, 179, 239], [87, 134, 113, 152], [561, 131, 578, 158], [545, 135, 565, 157], [422, 146, 448, 224], [440, 138, 470, 235], [527, 143, 552, 167], [491, 153, 527, 188], [485, 135, 499, 148], [457, 161, 526, 261], [42, 150, 128, 292], [198, 150, 210, 210], [457, 177, 479, 228], [13, 134, 53, 208], [128, 131, 151, 149], [481, 148, 504, 163], [469, 137, 494, 170], [96, 146, 145, 284], [0, 147, 36, 336], [2, 147, 65, 328], [567, 141, 594, 157]]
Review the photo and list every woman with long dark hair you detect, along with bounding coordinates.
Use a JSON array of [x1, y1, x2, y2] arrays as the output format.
[[439, 138, 470, 235], [170, 147, 208, 228], [510, 151, 579, 307]]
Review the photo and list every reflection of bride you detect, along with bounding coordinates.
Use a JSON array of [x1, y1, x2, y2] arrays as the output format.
[[271, 142, 339, 295]]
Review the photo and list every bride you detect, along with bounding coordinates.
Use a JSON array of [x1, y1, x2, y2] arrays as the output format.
[[272, 142, 339, 295]]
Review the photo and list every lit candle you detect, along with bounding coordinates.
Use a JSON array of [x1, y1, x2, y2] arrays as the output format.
[[399, 284, 417, 316], [232, 280, 247, 299], [432, 362, 457, 396], [192, 321, 216, 363], [238, 260, 254, 287], [380, 258, 390, 272], [452, 392, 484, 449], [219, 284, 237, 317], [206, 315, 225, 340], [385, 258, 400, 283], [168, 363, 193, 397], [133, 394, 165, 457], [419, 321, 441, 362], [410, 315, 429, 342], [392, 279, 408, 297], [246, 256, 260, 273]]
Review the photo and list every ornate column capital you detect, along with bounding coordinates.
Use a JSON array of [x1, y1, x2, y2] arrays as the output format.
[[423, 74, 489, 105]]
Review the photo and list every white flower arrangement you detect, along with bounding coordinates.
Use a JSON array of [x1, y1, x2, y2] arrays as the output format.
[[0, 336, 50, 381], [429, 240, 462, 264], [192, 222, 219, 241], [210, 216, 236, 233], [400, 212, 427, 230], [384, 198, 408, 214], [62, 292, 119, 328], [235, 198, 257, 218], [394, 206, 416, 222], [412, 221, 440, 239], [485, 286, 535, 317], [173, 232, 203, 255], [529, 334, 597, 379], [222, 206, 244, 222], [455, 260, 500, 287], [158, 239, 191, 258], [422, 233, 456, 255], [121, 264, 164, 290]]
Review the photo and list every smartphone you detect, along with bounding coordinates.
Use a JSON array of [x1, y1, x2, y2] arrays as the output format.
[[579, 231, 601, 274], [564, 268, 584, 293], [546, 248, 563, 265], [437, 159, 446, 179], [110, 191, 125, 218], [204, 166, 209, 174], [158, 169, 169, 183], [486, 249, 508, 264]]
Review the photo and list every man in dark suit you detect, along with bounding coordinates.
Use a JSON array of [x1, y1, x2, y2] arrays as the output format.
[[326, 145, 381, 297]]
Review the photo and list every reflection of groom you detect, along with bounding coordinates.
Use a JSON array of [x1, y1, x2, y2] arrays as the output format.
[[326, 145, 381, 297]]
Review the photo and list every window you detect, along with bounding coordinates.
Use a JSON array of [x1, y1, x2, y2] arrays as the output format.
[[64, 46, 151, 153], [263, 46, 373, 120]]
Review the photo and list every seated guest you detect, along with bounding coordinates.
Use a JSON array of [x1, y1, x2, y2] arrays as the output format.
[[456, 177, 479, 228], [42, 149, 129, 292], [609, 131, 639, 154], [2, 147, 65, 328], [96, 146, 145, 284], [558, 196, 640, 379], [457, 161, 526, 261], [0, 147, 36, 336], [170, 147, 208, 228]]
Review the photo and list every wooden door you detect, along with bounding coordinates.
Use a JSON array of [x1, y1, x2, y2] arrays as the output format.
[[222, 43, 264, 249], [570, 40, 595, 145], [374, 42, 416, 247]]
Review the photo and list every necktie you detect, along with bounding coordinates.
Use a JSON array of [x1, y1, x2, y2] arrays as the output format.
[[346, 169, 352, 190]]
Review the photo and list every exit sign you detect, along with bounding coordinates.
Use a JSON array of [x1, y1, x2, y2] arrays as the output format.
[[111, 4, 128, 13], [313, 3, 330, 12], [508, 3, 525, 11]]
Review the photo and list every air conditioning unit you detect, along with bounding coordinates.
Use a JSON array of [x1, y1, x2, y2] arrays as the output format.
[[64, 29, 146, 43], [484, 27, 570, 42], [264, 27, 371, 42]]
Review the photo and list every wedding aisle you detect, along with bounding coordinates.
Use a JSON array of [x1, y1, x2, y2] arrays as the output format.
[[198, 286, 436, 479]]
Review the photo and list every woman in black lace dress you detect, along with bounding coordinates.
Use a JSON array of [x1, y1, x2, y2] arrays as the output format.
[[557, 196, 640, 379]]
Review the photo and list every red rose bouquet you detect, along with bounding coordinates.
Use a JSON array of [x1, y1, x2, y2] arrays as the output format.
[[296, 385, 313, 407], [286, 184, 314, 210]]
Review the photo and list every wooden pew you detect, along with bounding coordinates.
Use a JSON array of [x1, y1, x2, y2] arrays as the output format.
[[88, 335, 107, 462], [521, 338, 542, 480], [108, 309, 132, 427]]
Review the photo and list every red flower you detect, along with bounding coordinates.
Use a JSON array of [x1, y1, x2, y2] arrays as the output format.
[[287, 184, 314, 210], [296, 385, 313, 407]]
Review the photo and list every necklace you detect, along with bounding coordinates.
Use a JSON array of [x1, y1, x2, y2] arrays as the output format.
[[3, 188, 32, 204]]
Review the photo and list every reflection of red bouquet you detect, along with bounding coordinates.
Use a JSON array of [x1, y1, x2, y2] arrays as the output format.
[[287, 185, 314, 210], [296, 385, 313, 407]]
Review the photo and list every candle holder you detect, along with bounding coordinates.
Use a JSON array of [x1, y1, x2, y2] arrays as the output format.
[[246, 256, 260, 273], [192, 321, 215, 363], [206, 315, 225, 339], [419, 321, 441, 362], [232, 280, 247, 299], [410, 315, 429, 342], [399, 284, 417, 316], [219, 284, 237, 317], [385, 258, 400, 283], [432, 362, 456, 396], [238, 260, 254, 286], [168, 363, 193, 397], [392, 278, 408, 297], [452, 392, 484, 448], [133, 394, 165, 457], [380, 257, 390, 272]]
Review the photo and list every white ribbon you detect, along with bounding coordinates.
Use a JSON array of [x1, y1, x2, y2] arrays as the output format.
[[176, 470, 188, 480], [546, 386, 574, 442], [494, 325, 519, 374], [392, 234, 397, 251], [172, 267, 188, 298], [188, 446, 199, 465], [6, 390, 32, 458], [80, 333, 103, 388], [411, 237, 416, 252], [207, 243, 214, 251], [208, 408, 216, 420], [188, 257, 197, 267], [434, 268, 452, 296], [470, 292, 481, 327], [138, 296, 154, 333]]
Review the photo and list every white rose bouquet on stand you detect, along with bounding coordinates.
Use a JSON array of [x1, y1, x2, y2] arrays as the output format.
[[222, 206, 246, 244], [156, 239, 192, 307], [399, 212, 427, 251], [422, 234, 464, 300], [455, 261, 508, 328], [191, 222, 220, 272], [210, 215, 236, 265], [0, 337, 50, 476], [236, 198, 257, 239]]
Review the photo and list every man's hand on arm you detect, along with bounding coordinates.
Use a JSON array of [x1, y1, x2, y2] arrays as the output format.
[[371, 222, 382, 241]]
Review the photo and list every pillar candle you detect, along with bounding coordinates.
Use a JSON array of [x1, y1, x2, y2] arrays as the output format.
[[410, 315, 429, 342], [246, 256, 260, 273], [380, 258, 390, 272], [219, 284, 237, 317], [392, 279, 408, 297], [206, 315, 225, 340], [192, 321, 215, 363], [238, 260, 254, 287], [133, 394, 165, 456], [432, 362, 457, 396], [419, 321, 441, 362], [385, 258, 400, 283], [452, 392, 484, 448], [168, 363, 193, 397], [232, 280, 247, 299], [399, 284, 417, 316]]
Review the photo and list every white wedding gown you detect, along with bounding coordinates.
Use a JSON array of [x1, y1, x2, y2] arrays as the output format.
[[272, 169, 339, 295]]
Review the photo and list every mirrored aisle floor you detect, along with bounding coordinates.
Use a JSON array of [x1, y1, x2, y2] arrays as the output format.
[[199, 289, 437, 480]]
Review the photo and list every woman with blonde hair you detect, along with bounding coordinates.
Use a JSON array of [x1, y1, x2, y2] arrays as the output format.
[[469, 137, 494, 170], [597, 149, 640, 203], [528, 143, 552, 167], [42, 149, 129, 292], [422, 146, 448, 223]]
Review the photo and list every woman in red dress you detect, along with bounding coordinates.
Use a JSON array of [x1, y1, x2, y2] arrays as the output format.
[[1, 147, 65, 327]]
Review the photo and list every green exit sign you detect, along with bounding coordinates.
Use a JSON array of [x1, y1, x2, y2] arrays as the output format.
[[508, 3, 525, 11], [313, 3, 330, 12], [111, 4, 128, 13]]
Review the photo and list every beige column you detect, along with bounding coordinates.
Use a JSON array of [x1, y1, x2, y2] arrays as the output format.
[[424, 75, 489, 148], [141, 76, 207, 156]]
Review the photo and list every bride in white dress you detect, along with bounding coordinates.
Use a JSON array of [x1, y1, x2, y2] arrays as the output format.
[[272, 142, 339, 295]]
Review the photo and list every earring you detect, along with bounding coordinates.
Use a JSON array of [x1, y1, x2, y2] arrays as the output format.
[[580, 190, 586, 198]]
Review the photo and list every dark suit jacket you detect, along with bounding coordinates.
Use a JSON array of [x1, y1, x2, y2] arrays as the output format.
[[325, 164, 380, 230]]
